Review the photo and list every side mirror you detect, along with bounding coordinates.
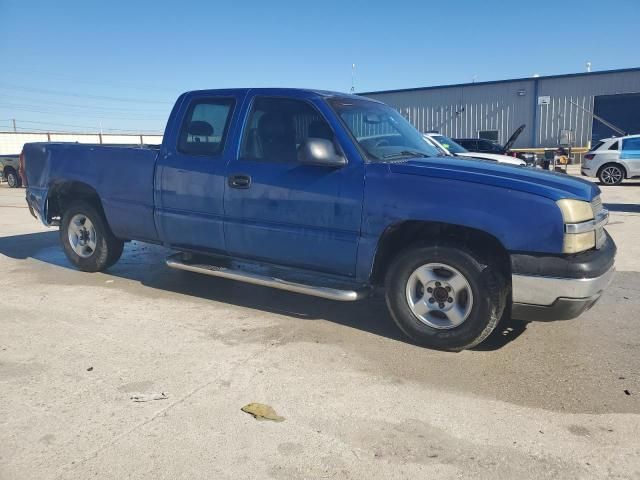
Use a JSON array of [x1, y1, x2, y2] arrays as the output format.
[[298, 138, 346, 167]]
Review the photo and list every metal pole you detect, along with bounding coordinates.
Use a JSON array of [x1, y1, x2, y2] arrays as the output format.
[[569, 100, 625, 136], [350, 64, 355, 93], [12, 119, 16, 132]]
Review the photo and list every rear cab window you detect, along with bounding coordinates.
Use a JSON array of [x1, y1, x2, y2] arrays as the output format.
[[178, 98, 236, 156]]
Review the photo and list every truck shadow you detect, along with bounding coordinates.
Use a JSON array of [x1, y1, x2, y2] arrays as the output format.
[[0, 231, 528, 351]]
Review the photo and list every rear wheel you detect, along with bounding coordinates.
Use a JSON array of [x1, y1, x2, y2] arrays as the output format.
[[598, 164, 624, 185], [60, 201, 124, 272], [6, 169, 20, 188], [385, 244, 506, 351]]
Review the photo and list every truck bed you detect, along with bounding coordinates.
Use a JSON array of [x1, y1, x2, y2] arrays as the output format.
[[22, 142, 160, 242]]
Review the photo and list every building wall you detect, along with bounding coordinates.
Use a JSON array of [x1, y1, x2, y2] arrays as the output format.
[[363, 69, 640, 149], [536, 70, 640, 148], [0, 132, 163, 155]]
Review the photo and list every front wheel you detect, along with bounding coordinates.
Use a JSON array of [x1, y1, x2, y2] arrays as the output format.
[[60, 201, 124, 272], [385, 244, 506, 351]]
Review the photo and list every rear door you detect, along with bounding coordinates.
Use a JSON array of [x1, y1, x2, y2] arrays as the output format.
[[155, 91, 245, 253], [223, 93, 364, 277], [620, 137, 640, 176]]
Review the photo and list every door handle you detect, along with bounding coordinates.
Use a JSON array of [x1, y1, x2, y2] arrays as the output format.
[[228, 174, 251, 189]]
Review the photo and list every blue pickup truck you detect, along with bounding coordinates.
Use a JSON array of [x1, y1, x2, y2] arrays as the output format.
[[22, 88, 616, 350]]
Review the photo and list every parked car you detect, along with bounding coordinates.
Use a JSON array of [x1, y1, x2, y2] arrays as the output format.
[[0, 154, 22, 188], [581, 134, 640, 185], [424, 133, 526, 166], [454, 124, 526, 155], [21, 88, 615, 351]]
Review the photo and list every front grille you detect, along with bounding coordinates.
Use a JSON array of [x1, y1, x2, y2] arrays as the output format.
[[591, 195, 607, 249], [591, 195, 603, 215]]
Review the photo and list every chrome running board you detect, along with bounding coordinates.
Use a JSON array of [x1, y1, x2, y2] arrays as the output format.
[[165, 253, 367, 302]]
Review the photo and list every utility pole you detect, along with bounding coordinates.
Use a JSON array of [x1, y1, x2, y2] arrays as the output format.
[[351, 64, 356, 93], [12, 119, 16, 132]]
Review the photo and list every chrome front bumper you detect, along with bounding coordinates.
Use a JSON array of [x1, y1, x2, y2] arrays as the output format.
[[511, 265, 616, 321]]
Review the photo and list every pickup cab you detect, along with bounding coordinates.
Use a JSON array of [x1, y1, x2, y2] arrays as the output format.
[[1, 154, 22, 188], [21, 88, 616, 350]]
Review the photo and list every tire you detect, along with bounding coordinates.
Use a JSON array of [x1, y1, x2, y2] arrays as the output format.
[[6, 169, 19, 188], [385, 244, 507, 351], [598, 163, 624, 186], [59, 201, 124, 272]]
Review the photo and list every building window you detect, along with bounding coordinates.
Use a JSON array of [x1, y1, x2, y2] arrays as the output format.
[[478, 130, 499, 143]]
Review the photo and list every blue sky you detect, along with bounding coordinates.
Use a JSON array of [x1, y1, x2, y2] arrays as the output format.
[[0, 0, 638, 133]]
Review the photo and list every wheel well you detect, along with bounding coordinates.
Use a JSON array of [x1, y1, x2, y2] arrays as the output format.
[[46, 181, 104, 225], [4, 165, 16, 175], [597, 162, 627, 179], [370, 221, 510, 285]]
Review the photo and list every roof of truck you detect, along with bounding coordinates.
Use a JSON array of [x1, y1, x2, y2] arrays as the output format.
[[183, 87, 376, 101]]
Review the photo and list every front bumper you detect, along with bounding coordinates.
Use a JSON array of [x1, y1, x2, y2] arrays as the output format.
[[510, 233, 616, 321]]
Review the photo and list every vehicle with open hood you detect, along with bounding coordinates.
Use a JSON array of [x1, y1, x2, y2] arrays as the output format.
[[423, 133, 526, 166], [454, 124, 526, 156]]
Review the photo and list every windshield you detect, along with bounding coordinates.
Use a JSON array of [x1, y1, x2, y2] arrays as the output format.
[[328, 98, 441, 160], [432, 135, 468, 154]]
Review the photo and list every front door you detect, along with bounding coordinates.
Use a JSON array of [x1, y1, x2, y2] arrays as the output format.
[[155, 92, 242, 253], [223, 94, 364, 277]]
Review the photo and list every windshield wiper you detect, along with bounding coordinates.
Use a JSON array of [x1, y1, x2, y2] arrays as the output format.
[[383, 150, 430, 159]]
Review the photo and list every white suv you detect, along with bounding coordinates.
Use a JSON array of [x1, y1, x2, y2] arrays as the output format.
[[581, 135, 640, 185]]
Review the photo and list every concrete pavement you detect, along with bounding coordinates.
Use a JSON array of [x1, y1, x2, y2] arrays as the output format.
[[1, 179, 639, 479]]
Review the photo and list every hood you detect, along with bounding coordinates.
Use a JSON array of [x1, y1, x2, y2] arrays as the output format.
[[503, 124, 526, 151], [388, 156, 599, 202], [455, 151, 525, 166]]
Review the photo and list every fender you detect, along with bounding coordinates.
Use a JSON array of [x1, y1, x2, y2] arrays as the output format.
[[355, 162, 565, 282]]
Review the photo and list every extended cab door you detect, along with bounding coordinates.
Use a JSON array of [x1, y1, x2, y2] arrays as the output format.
[[223, 93, 365, 277], [155, 90, 245, 253]]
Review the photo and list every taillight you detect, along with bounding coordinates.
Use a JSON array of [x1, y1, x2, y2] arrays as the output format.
[[19, 151, 27, 186], [584, 154, 595, 161]]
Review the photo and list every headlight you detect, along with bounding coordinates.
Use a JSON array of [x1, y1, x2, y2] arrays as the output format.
[[556, 199, 594, 223], [556, 199, 597, 254]]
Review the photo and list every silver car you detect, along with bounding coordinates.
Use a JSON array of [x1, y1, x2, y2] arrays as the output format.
[[581, 135, 640, 185]]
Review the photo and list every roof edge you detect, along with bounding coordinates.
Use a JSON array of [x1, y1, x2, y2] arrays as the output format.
[[358, 67, 640, 96]]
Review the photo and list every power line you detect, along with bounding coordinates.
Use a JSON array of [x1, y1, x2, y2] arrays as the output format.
[[0, 82, 173, 104], [0, 104, 166, 122], [6, 125, 163, 134], [0, 95, 169, 113], [10, 118, 162, 132], [9, 68, 181, 93]]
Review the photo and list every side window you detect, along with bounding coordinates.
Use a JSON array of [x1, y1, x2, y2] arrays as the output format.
[[240, 97, 334, 162], [608, 141, 619, 150], [178, 98, 235, 156], [622, 138, 640, 151]]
